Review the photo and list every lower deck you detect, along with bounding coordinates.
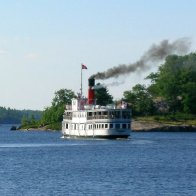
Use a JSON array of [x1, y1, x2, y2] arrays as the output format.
[[62, 122, 131, 139]]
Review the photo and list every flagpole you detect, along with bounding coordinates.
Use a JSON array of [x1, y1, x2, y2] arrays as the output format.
[[81, 64, 82, 97]]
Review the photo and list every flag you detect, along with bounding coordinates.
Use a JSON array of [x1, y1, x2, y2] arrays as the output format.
[[81, 64, 87, 69]]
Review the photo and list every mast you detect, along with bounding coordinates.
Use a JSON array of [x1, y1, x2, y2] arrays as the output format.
[[80, 64, 87, 97], [81, 64, 83, 97]]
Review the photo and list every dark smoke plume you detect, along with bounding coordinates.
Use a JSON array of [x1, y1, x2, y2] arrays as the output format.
[[90, 38, 191, 80]]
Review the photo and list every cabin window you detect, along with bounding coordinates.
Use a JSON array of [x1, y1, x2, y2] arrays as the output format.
[[103, 111, 107, 115], [110, 124, 113, 129], [122, 111, 126, 119], [88, 112, 92, 116], [102, 124, 104, 128], [105, 124, 108, 129], [117, 111, 120, 118], [115, 124, 120, 129], [122, 124, 126, 129], [99, 124, 101, 129], [66, 124, 68, 129], [124, 111, 131, 119]]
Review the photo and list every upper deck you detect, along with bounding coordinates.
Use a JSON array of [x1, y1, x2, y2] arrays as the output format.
[[63, 108, 131, 121], [63, 98, 131, 121]]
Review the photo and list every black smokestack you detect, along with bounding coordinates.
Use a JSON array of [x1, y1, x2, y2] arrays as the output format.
[[90, 38, 191, 80]]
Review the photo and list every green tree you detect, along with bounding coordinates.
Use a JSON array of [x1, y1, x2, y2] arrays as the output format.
[[95, 85, 113, 106], [30, 115, 36, 125], [40, 89, 76, 127], [147, 53, 196, 114], [123, 84, 155, 115], [21, 115, 29, 126], [52, 89, 76, 106]]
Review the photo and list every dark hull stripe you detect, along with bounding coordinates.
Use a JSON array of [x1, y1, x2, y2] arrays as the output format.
[[62, 134, 130, 139]]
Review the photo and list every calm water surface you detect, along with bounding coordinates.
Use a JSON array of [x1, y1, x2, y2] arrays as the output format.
[[0, 124, 196, 196]]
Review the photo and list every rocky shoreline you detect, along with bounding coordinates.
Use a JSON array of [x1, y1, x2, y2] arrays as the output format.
[[131, 120, 196, 132]]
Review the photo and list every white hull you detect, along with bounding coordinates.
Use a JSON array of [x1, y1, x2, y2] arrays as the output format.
[[62, 127, 130, 139]]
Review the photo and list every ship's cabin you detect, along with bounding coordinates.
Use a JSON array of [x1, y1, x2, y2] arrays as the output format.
[[63, 109, 131, 120], [63, 98, 131, 120]]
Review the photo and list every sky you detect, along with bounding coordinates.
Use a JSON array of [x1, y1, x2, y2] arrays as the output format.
[[0, 0, 195, 110]]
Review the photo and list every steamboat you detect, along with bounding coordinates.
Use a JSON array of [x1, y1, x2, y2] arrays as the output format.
[[62, 78, 131, 139]]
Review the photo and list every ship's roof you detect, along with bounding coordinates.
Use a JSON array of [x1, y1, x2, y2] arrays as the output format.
[[65, 108, 131, 112]]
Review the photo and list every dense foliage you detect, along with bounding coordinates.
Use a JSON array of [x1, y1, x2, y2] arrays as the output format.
[[124, 53, 196, 116], [39, 89, 76, 129], [0, 107, 41, 124], [95, 85, 113, 106], [123, 84, 155, 115]]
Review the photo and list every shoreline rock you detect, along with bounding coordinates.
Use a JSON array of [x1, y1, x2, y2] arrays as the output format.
[[131, 120, 196, 132]]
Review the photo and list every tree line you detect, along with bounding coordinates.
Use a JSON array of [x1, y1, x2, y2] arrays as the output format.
[[0, 107, 41, 124]]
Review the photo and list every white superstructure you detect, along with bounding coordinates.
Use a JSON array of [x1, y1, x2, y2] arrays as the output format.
[[62, 98, 131, 139]]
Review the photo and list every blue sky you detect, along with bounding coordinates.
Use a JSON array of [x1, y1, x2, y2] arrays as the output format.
[[0, 0, 195, 110]]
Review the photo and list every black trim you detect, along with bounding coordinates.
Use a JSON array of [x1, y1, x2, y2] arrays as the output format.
[[62, 134, 130, 139]]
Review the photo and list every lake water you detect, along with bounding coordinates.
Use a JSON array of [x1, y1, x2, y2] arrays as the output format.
[[0, 124, 196, 196]]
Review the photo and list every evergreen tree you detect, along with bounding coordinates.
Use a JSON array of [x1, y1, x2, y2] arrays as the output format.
[[95, 85, 113, 106]]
